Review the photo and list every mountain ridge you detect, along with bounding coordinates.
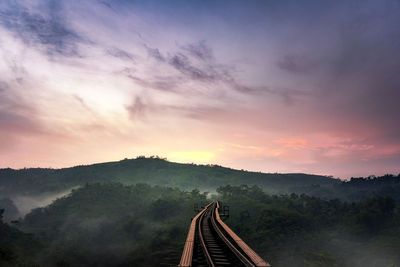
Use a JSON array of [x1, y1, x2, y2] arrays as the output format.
[[0, 157, 337, 197]]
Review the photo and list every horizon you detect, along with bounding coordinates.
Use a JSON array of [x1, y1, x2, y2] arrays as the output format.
[[1, 0, 400, 178], [2, 155, 399, 180]]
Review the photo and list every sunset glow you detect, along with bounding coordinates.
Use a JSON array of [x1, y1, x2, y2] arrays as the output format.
[[169, 151, 215, 163]]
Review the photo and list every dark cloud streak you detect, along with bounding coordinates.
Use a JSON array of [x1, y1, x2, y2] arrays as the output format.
[[144, 46, 166, 62], [122, 68, 181, 94], [143, 41, 310, 105], [126, 96, 147, 121], [126, 96, 222, 122], [181, 40, 214, 61], [106, 47, 136, 62], [168, 53, 221, 82], [145, 42, 262, 94], [0, 1, 83, 57]]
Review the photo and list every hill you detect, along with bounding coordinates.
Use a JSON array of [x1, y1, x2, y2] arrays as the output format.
[[0, 157, 337, 198]]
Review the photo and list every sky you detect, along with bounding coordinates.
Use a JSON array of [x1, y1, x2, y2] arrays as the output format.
[[0, 0, 399, 179]]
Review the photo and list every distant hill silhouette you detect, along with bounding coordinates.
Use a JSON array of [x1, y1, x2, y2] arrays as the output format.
[[1, 157, 399, 209], [0, 157, 337, 197]]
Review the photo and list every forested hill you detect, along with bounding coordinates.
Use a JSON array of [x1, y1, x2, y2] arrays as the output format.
[[0, 157, 336, 197], [2, 183, 400, 266]]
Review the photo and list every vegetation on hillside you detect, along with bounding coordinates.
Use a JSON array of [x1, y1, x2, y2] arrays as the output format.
[[0, 157, 336, 198], [1, 158, 399, 223], [217, 185, 400, 267], [0, 159, 399, 266], [0, 209, 42, 267], [18, 183, 208, 266], [1, 182, 399, 267]]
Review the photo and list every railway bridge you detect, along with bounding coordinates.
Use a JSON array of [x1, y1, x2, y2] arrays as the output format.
[[178, 201, 270, 266]]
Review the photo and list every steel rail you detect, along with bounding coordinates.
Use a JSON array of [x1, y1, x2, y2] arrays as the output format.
[[198, 206, 216, 267], [178, 202, 213, 267], [210, 203, 255, 266], [214, 201, 271, 267], [179, 201, 271, 267]]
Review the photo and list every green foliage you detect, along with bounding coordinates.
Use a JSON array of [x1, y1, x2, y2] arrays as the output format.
[[0, 158, 337, 198], [0, 182, 396, 267], [353, 196, 395, 234], [1, 159, 399, 266], [18, 183, 207, 267], [256, 208, 309, 239], [0, 219, 42, 266], [217, 185, 400, 267], [2, 158, 399, 206]]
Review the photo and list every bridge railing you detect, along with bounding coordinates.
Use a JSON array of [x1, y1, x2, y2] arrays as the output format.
[[215, 201, 271, 267], [178, 202, 213, 267], [179, 201, 271, 267]]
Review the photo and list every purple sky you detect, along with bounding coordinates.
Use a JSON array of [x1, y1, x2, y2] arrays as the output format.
[[1, 0, 400, 179]]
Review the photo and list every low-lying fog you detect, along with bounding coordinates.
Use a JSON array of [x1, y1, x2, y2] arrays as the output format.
[[11, 188, 77, 217]]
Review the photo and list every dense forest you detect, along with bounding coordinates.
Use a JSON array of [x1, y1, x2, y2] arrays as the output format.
[[1, 158, 400, 220], [217, 185, 400, 267], [0, 158, 399, 266], [1, 183, 399, 266]]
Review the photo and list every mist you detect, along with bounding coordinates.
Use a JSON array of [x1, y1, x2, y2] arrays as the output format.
[[11, 188, 77, 217]]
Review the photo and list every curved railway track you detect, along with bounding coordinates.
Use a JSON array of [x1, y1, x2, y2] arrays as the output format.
[[179, 201, 270, 267]]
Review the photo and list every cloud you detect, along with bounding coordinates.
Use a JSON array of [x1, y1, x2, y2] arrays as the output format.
[[142, 41, 311, 105], [125, 72, 181, 93], [144, 42, 264, 97], [277, 54, 316, 74], [0, 83, 42, 135], [0, 0, 398, 177], [0, 81, 46, 153], [318, 3, 400, 140], [168, 53, 221, 82], [125, 95, 222, 122], [274, 137, 310, 150], [262, 0, 400, 147], [106, 47, 136, 62], [72, 94, 97, 115], [126, 96, 147, 120], [0, 79, 79, 155], [0, 1, 83, 57], [0, 110, 39, 135], [0, 81, 8, 91], [97, 1, 114, 11], [145, 46, 166, 62], [167, 105, 222, 120], [181, 40, 214, 61], [146, 43, 225, 83], [227, 143, 261, 151]]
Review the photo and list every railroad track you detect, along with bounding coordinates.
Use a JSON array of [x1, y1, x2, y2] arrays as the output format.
[[179, 201, 270, 267]]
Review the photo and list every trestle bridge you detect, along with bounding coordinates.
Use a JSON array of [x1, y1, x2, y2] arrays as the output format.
[[178, 201, 270, 266]]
